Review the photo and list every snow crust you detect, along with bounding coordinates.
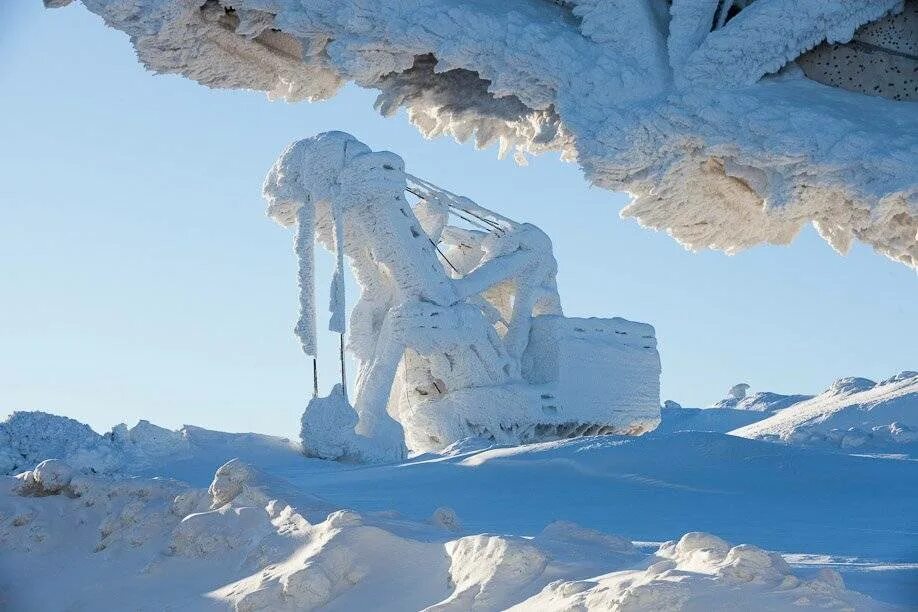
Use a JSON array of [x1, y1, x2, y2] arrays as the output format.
[[264, 132, 660, 462], [731, 371, 918, 452], [53, 0, 918, 267]]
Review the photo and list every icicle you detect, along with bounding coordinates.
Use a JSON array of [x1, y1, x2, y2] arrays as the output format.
[[328, 204, 348, 400], [328, 206, 346, 335], [294, 201, 317, 357]]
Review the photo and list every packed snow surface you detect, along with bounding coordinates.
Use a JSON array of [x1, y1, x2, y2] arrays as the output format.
[[2, 404, 917, 609], [49, 0, 918, 267]]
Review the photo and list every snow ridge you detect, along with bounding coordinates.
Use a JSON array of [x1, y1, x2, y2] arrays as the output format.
[[731, 371, 918, 451]]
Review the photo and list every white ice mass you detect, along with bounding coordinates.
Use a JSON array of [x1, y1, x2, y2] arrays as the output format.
[[46, 0, 918, 267], [264, 131, 661, 462]]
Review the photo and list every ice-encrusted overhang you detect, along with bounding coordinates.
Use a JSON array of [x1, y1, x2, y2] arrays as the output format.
[[53, 0, 918, 268]]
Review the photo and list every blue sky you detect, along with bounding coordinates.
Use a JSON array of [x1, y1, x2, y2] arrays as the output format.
[[2, 3, 915, 438]]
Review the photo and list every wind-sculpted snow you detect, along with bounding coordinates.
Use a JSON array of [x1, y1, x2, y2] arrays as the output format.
[[2, 409, 917, 606], [50, 0, 918, 267], [0, 456, 890, 610], [731, 371, 918, 453]]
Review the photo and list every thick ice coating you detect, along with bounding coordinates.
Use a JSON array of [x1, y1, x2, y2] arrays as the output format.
[[49, 0, 918, 267], [263, 132, 661, 462]]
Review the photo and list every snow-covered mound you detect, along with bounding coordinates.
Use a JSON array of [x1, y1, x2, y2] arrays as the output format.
[[0, 411, 300, 477], [0, 457, 888, 611], [731, 371, 918, 453], [709, 383, 812, 412], [2, 410, 917, 606], [50, 0, 918, 267]]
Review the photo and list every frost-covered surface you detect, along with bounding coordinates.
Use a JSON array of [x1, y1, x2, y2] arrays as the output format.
[[731, 371, 918, 454], [51, 0, 918, 267], [4, 411, 916, 609], [264, 132, 660, 462]]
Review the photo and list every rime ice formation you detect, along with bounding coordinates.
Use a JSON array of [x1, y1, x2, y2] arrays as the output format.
[[0, 411, 300, 477], [50, 0, 918, 267], [264, 132, 661, 462], [728, 383, 750, 401]]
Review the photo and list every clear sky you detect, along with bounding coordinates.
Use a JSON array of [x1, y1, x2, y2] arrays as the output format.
[[2, 3, 916, 438]]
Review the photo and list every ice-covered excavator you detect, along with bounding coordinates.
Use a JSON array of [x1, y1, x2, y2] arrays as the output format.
[[264, 132, 660, 462]]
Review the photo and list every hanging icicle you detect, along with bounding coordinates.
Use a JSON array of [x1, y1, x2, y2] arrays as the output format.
[[328, 206, 346, 335], [294, 201, 317, 358], [328, 204, 348, 399]]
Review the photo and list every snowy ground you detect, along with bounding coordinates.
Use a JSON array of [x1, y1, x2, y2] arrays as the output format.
[[2, 374, 916, 610]]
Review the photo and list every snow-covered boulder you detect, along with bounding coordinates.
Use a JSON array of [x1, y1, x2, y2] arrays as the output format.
[[28, 459, 73, 494], [14, 459, 74, 497], [207, 459, 276, 510]]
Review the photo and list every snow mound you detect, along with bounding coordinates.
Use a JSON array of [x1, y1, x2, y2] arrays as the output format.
[[1, 454, 889, 610], [55, 0, 918, 267], [520, 531, 878, 610], [710, 383, 813, 411], [731, 371, 918, 453], [0, 411, 300, 477], [0, 411, 115, 475]]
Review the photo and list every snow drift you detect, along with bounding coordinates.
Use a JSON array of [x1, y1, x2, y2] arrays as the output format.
[[2, 409, 917, 606], [0, 455, 889, 610], [731, 371, 918, 452]]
